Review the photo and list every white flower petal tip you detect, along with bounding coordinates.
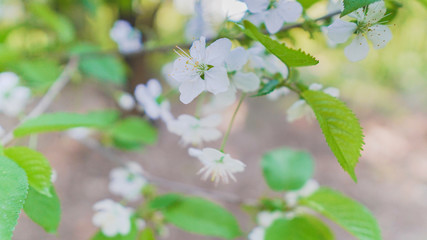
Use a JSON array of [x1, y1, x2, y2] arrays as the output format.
[[171, 37, 232, 104], [134, 80, 173, 121], [284, 179, 319, 207], [0, 72, 31, 117], [326, 19, 357, 44], [110, 20, 143, 54], [92, 199, 133, 237], [189, 148, 246, 185], [344, 34, 370, 62], [109, 162, 147, 201]]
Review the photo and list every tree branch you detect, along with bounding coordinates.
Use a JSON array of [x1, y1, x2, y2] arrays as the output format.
[[1, 57, 79, 146]]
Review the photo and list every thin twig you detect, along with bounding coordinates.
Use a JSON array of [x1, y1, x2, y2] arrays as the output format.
[[77, 137, 256, 205], [1, 57, 79, 146]]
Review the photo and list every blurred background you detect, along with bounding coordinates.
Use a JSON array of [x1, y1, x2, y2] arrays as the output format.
[[0, 0, 426, 239]]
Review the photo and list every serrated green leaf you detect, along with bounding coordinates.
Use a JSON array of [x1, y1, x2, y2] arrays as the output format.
[[243, 21, 319, 67], [14, 110, 120, 137], [92, 217, 139, 240], [110, 117, 158, 147], [301, 90, 364, 181], [4, 147, 52, 196], [149, 194, 182, 210], [252, 79, 280, 97], [300, 187, 381, 240], [24, 186, 61, 233], [0, 156, 29, 240], [29, 3, 75, 42], [159, 196, 242, 239], [341, 0, 381, 16], [261, 148, 314, 191], [265, 215, 334, 240]]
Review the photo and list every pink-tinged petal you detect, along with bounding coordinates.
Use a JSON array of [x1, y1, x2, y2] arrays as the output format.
[[205, 38, 232, 66], [279, 0, 303, 22], [344, 34, 370, 62], [367, 25, 392, 49], [146, 79, 162, 97], [264, 9, 284, 34], [326, 19, 357, 44], [233, 72, 260, 92], [204, 67, 230, 94], [245, 0, 269, 13], [179, 78, 205, 104], [189, 37, 206, 62], [225, 47, 248, 71]]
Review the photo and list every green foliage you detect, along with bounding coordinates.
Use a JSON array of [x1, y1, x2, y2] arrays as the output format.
[[341, 0, 381, 16], [110, 117, 158, 149], [417, 0, 427, 8], [4, 147, 52, 196], [139, 228, 156, 240], [0, 156, 29, 240], [149, 194, 182, 210], [14, 110, 120, 137], [301, 187, 381, 240], [29, 3, 75, 42], [154, 195, 242, 239], [265, 215, 334, 240], [92, 217, 139, 240], [252, 80, 280, 97], [298, 0, 322, 9], [71, 44, 127, 85], [23, 186, 61, 233], [261, 148, 314, 191], [13, 59, 62, 91], [243, 21, 319, 67], [302, 90, 364, 182]]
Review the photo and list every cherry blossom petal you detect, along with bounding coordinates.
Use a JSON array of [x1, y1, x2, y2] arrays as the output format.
[[344, 34, 370, 62], [326, 19, 357, 44], [245, 0, 269, 13], [179, 78, 205, 104], [246, 12, 266, 26], [264, 9, 285, 34], [189, 37, 206, 62], [367, 24, 392, 49], [225, 47, 248, 71], [233, 72, 260, 92], [170, 57, 197, 83], [200, 114, 222, 127], [146, 79, 162, 97], [205, 38, 232, 66], [279, 0, 303, 22], [323, 87, 340, 98], [365, 1, 386, 24], [200, 128, 222, 142], [205, 67, 230, 94]]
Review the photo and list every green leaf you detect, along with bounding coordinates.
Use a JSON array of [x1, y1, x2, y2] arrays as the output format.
[[139, 228, 156, 240], [341, 0, 381, 16], [110, 117, 158, 147], [71, 43, 127, 85], [417, 0, 427, 8], [4, 147, 52, 196], [300, 187, 381, 240], [13, 59, 62, 91], [301, 90, 364, 181], [24, 186, 61, 233], [261, 148, 314, 191], [29, 3, 75, 42], [243, 21, 319, 67], [14, 110, 120, 137], [92, 217, 139, 240], [159, 196, 241, 239], [0, 156, 29, 240], [252, 79, 280, 97], [298, 0, 321, 9], [265, 215, 334, 240], [149, 194, 182, 210]]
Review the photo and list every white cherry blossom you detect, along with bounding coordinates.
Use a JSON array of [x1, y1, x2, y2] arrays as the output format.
[[245, 0, 303, 34], [171, 37, 232, 104], [248, 226, 265, 240], [117, 92, 136, 111], [109, 162, 147, 201], [168, 114, 222, 146], [287, 83, 339, 122], [134, 79, 173, 122], [326, 1, 392, 61], [284, 179, 319, 207], [110, 20, 143, 54], [189, 148, 246, 184], [0, 72, 31, 117], [92, 199, 133, 237], [185, 1, 216, 41]]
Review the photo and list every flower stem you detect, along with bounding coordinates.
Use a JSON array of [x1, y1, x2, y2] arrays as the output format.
[[220, 93, 246, 152]]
